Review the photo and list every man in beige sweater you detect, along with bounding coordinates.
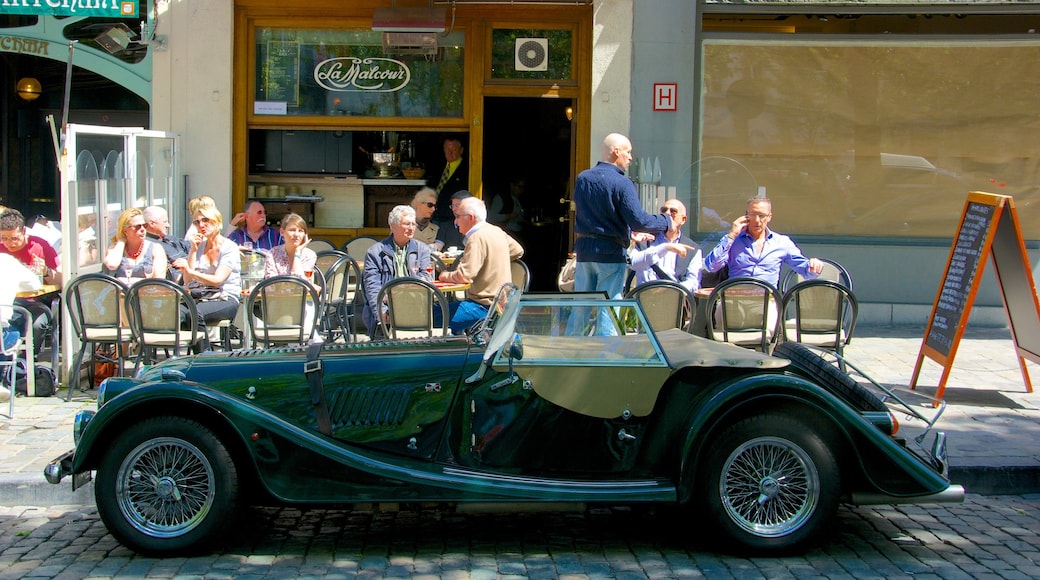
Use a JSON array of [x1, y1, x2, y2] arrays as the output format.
[[438, 197, 523, 333]]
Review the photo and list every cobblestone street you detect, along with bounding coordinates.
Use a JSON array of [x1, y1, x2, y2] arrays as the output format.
[[1, 494, 1038, 579]]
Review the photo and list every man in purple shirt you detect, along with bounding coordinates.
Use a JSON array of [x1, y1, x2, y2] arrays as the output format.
[[704, 197, 823, 287], [228, 200, 283, 251]]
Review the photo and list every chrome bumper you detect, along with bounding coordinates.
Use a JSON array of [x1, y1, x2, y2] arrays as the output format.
[[43, 450, 91, 490]]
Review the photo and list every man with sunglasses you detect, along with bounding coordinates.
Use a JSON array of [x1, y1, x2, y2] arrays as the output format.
[[628, 200, 702, 292], [0, 209, 61, 355], [704, 197, 823, 287]]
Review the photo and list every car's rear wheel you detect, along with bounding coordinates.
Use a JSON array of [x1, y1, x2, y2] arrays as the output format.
[[773, 341, 888, 412], [700, 413, 840, 554], [95, 417, 239, 555]]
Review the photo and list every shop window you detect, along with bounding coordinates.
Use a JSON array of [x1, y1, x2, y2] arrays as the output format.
[[254, 28, 465, 118], [697, 39, 1040, 239], [489, 28, 572, 81]]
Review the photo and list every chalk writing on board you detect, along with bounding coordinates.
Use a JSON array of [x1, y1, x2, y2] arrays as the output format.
[[925, 202, 993, 356]]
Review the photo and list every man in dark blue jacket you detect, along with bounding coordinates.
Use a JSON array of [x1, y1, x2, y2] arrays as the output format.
[[571, 133, 670, 334], [361, 205, 433, 337]]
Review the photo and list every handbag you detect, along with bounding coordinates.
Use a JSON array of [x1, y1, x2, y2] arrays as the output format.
[[93, 347, 118, 387], [188, 284, 223, 302]]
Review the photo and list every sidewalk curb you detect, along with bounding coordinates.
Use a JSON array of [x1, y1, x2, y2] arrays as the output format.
[[0, 473, 91, 507], [950, 466, 1040, 496]]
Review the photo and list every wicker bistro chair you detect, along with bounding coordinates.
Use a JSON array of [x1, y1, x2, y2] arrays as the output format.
[[510, 259, 532, 292], [782, 279, 859, 368], [376, 277, 451, 339], [780, 257, 854, 293], [245, 275, 323, 348], [705, 276, 784, 353], [307, 238, 338, 254], [63, 274, 132, 398], [320, 254, 363, 342], [125, 278, 207, 373], [1, 304, 35, 417], [625, 280, 694, 334], [342, 235, 380, 259]]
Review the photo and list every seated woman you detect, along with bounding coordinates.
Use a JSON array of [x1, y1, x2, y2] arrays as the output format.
[[361, 205, 433, 337], [263, 213, 317, 279], [102, 208, 168, 281], [170, 205, 241, 351]]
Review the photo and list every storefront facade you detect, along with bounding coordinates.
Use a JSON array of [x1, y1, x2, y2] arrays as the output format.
[[11, 1, 1040, 316]]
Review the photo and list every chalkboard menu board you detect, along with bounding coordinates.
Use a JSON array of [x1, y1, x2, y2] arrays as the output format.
[[913, 192, 1040, 398], [924, 201, 994, 357], [264, 41, 300, 107]]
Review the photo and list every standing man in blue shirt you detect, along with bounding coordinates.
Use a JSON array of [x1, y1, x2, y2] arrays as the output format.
[[571, 133, 670, 334], [704, 197, 823, 287]]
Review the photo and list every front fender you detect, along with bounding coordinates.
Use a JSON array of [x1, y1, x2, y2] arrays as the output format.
[[676, 373, 952, 504]]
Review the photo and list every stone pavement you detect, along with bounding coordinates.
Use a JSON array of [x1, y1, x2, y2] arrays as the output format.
[[1, 324, 1038, 507]]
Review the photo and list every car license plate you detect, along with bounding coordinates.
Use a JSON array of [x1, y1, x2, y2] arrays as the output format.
[[72, 470, 92, 491]]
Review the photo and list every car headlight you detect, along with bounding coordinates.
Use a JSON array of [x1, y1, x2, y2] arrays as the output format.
[[73, 410, 95, 445]]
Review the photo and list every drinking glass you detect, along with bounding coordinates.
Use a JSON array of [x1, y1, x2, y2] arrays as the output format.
[[123, 265, 133, 281]]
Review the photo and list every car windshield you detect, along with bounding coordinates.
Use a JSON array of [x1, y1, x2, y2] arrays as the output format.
[[498, 296, 667, 367], [482, 283, 524, 363]]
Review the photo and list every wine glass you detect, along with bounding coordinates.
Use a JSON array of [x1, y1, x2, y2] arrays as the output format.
[[425, 264, 434, 280], [123, 264, 133, 282]]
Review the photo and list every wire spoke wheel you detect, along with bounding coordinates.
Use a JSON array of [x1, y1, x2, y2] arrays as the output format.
[[116, 437, 216, 538], [720, 435, 818, 537]]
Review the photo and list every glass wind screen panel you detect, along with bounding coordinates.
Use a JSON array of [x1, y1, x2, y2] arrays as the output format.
[[699, 39, 1040, 239], [490, 29, 573, 80], [255, 28, 465, 118], [135, 135, 175, 208]]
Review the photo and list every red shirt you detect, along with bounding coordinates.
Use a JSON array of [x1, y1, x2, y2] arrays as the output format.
[[0, 234, 59, 270]]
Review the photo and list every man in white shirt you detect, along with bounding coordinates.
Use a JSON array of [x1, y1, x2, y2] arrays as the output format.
[[628, 199, 702, 293]]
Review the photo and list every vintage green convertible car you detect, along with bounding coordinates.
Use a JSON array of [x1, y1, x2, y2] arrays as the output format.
[[45, 284, 962, 555]]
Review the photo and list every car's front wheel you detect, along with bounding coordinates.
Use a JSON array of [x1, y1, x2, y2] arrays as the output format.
[[95, 417, 239, 555], [699, 413, 840, 554]]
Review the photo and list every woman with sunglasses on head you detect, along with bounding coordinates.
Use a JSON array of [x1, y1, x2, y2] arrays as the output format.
[[103, 208, 168, 281], [170, 205, 242, 350]]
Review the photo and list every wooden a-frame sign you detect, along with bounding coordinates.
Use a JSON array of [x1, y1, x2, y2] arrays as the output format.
[[912, 192, 1040, 400]]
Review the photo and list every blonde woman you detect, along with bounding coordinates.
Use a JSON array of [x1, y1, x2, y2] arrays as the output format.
[[264, 213, 317, 278], [170, 205, 242, 350], [102, 208, 168, 280]]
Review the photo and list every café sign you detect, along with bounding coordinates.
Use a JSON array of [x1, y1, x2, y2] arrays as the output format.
[[313, 57, 410, 93], [0, 0, 137, 18]]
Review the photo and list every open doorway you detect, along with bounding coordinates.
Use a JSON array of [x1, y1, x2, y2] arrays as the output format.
[[482, 97, 573, 291]]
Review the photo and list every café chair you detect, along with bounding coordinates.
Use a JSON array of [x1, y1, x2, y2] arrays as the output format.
[[625, 280, 694, 333], [376, 277, 450, 339], [125, 278, 206, 373], [1, 304, 34, 417], [510, 259, 532, 292], [320, 254, 362, 343], [308, 238, 338, 254], [245, 275, 323, 348], [782, 279, 859, 369], [705, 276, 784, 354], [781, 257, 853, 292], [342, 235, 380, 259], [315, 249, 351, 277], [63, 273, 132, 399]]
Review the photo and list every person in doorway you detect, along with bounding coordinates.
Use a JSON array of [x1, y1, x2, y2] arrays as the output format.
[[0, 209, 62, 354], [102, 208, 168, 281], [430, 137, 468, 236], [628, 199, 702, 292], [437, 197, 523, 334], [361, 205, 433, 337], [703, 197, 823, 288], [228, 200, 283, 251], [488, 177, 527, 242], [570, 133, 670, 334]]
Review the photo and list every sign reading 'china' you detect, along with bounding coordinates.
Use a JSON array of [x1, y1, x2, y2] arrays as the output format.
[[0, 0, 137, 18], [313, 57, 410, 93]]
